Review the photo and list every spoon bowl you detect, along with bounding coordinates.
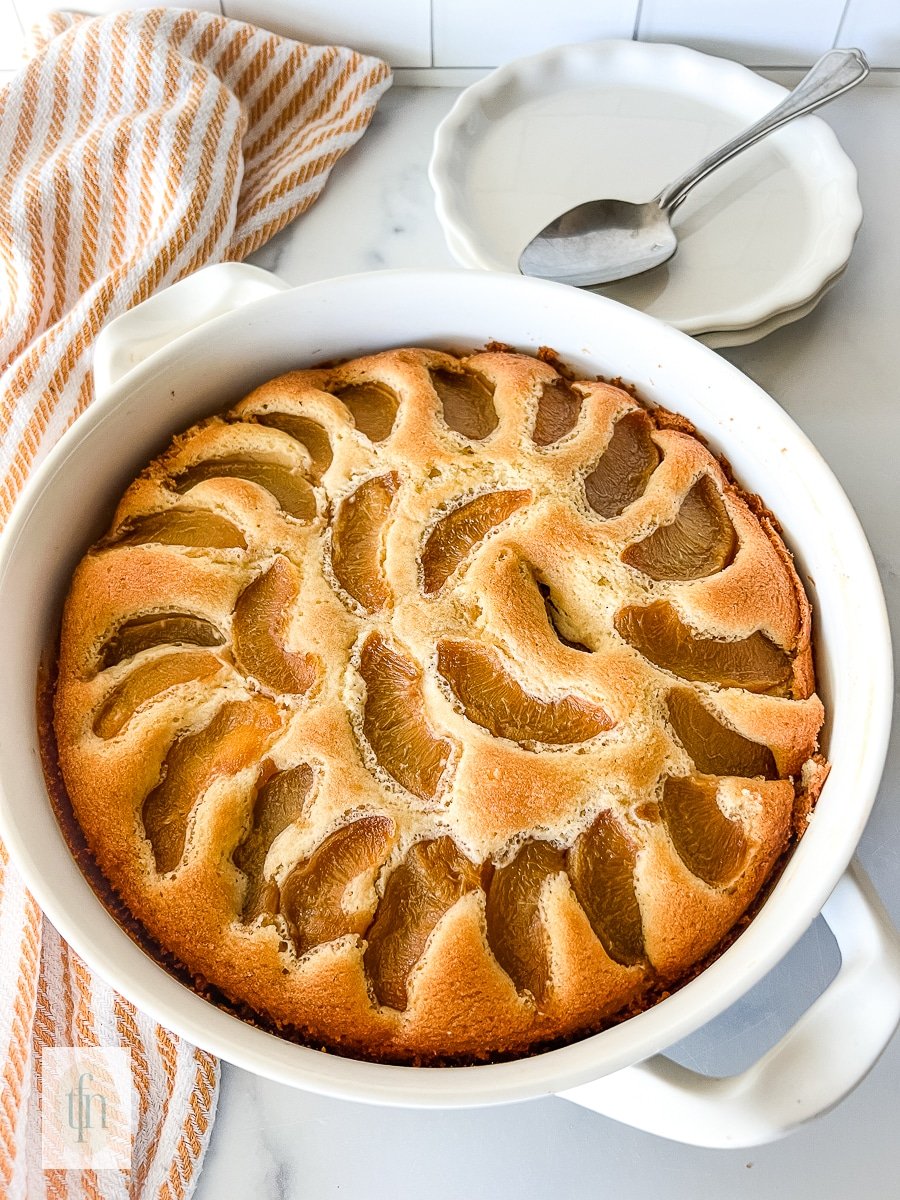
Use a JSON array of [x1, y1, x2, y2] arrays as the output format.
[[519, 198, 676, 287], [518, 48, 868, 288]]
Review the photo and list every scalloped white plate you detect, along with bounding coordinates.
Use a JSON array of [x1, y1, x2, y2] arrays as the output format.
[[697, 264, 847, 349], [430, 40, 862, 337]]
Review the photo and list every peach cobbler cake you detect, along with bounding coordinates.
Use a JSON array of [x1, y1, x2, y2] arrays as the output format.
[[52, 347, 827, 1062]]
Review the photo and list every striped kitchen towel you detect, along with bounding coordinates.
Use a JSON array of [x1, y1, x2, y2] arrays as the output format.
[[0, 9, 391, 1197]]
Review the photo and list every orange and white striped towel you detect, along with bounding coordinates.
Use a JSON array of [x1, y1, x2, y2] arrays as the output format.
[[0, 9, 390, 1196]]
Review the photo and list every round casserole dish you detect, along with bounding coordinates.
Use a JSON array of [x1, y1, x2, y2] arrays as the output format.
[[0, 265, 897, 1147]]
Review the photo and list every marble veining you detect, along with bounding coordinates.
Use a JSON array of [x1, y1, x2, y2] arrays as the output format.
[[190, 83, 900, 1198]]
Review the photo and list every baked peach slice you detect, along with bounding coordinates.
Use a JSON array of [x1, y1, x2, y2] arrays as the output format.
[[584, 409, 660, 518], [332, 381, 399, 442], [114, 507, 246, 550], [666, 688, 777, 779], [364, 836, 480, 1009], [232, 557, 317, 695], [280, 815, 394, 954], [486, 840, 564, 999], [420, 490, 531, 594], [234, 763, 314, 921], [252, 412, 333, 479], [615, 601, 792, 693], [331, 472, 399, 612], [93, 650, 222, 738], [360, 632, 452, 801], [568, 811, 645, 967], [98, 612, 224, 671], [430, 368, 498, 440], [532, 379, 582, 446], [142, 696, 282, 873], [660, 775, 749, 887], [437, 639, 612, 746], [172, 454, 316, 521], [622, 476, 737, 580]]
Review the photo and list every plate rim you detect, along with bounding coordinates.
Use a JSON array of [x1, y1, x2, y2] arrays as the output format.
[[697, 262, 849, 348]]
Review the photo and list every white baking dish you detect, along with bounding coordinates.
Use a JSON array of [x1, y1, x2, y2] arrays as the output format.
[[1, 264, 898, 1148]]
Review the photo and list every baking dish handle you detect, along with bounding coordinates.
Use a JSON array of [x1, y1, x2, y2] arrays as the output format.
[[558, 860, 900, 1147], [92, 263, 292, 399]]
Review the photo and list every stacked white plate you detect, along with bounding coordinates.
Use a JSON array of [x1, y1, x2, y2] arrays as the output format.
[[429, 40, 862, 348]]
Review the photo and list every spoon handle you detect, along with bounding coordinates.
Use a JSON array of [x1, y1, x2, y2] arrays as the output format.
[[656, 47, 869, 215]]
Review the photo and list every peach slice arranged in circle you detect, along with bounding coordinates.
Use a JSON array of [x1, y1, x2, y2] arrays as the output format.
[[568, 811, 645, 967], [437, 640, 612, 746], [622, 476, 737, 581], [93, 650, 222, 738], [331, 472, 399, 612], [142, 697, 282, 874], [364, 836, 480, 1010], [430, 368, 499, 440], [114, 507, 247, 550], [233, 557, 318, 695], [660, 775, 749, 887], [234, 763, 314, 922], [253, 412, 333, 479], [584, 409, 660, 518], [532, 379, 582, 446], [666, 688, 777, 779], [332, 381, 399, 443], [98, 612, 224, 671], [420, 489, 531, 595], [359, 633, 452, 801], [172, 454, 317, 521], [486, 840, 564, 1000], [280, 814, 394, 955], [615, 601, 793, 693]]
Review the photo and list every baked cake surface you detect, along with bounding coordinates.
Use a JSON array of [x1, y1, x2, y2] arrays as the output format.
[[53, 347, 827, 1062]]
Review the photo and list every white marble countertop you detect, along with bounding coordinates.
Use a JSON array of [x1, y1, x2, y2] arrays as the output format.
[[193, 81, 900, 1198]]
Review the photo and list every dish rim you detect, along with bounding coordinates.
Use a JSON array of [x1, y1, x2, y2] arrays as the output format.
[[0, 267, 890, 1107]]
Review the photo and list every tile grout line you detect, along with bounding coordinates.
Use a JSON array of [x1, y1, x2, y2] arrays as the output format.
[[632, 0, 645, 42], [833, 0, 854, 49]]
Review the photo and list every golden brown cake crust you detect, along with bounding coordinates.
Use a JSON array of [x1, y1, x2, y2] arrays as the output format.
[[53, 347, 826, 1063]]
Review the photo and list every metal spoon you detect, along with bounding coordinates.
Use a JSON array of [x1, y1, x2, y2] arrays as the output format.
[[518, 48, 869, 288]]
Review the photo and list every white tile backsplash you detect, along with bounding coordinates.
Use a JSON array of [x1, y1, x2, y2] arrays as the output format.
[[433, 0, 639, 68], [837, 0, 900, 68], [221, 0, 430, 66], [637, 0, 848, 66], [5, 0, 899, 73]]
